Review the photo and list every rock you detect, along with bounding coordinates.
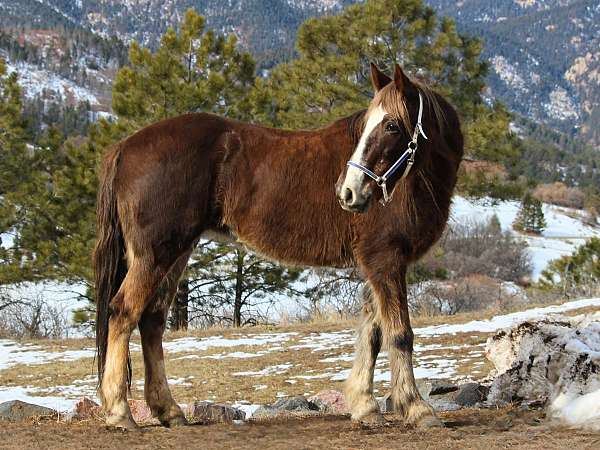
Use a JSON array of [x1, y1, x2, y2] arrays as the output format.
[[273, 396, 318, 412], [428, 397, 462, 412], [430, 383, 459, 396], [416, 380, 434, 400], [189, 401, 245, 423], [250, 405, 281, 420], [72, 397, 101, 420], [128, 399, 156, 424], [377, 393, 393, 413], [454, 383, 489, 407], [486, 313, 600, 414], [308, 390, 348, 414], [0, 400, 56, 420]]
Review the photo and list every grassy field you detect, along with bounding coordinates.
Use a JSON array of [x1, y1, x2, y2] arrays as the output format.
[[1, 298, 599, 410]]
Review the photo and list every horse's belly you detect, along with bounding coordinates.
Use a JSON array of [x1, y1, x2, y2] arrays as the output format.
[[223, 208, 353, 269]]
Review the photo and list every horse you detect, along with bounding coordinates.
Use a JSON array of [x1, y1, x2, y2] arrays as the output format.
[[94, 62, 463, 429]]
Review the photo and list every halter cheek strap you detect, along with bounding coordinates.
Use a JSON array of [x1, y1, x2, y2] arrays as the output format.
[[346, 92, 427, 204]]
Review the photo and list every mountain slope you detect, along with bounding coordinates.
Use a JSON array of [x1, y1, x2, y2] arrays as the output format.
[[0, 0, 598, 147]]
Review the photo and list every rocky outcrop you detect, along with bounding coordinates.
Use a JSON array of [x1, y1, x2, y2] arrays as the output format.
[[486, 312, 600, 429]]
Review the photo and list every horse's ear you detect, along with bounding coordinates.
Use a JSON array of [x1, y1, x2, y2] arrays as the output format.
[[370, 62, 391, 92], [393, 63, 412, 92]]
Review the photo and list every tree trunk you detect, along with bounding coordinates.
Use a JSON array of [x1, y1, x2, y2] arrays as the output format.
[[171, 277, 189, 330], [233, 250, 244, 327]]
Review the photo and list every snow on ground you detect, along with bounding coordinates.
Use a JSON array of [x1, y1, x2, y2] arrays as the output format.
[[163, 333, 297, 353], [0, 385, 78, 412], [551, 390, 600, 431], [415, 297, 600, 336], [451, 196, 600, 280], [0, 340, 94, 371], [0, 298, 598, 414]]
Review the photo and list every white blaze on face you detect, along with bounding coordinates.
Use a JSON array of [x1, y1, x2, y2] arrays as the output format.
[[341, 105, 387, 196]]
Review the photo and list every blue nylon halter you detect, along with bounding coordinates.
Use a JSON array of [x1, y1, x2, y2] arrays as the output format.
[[346, 92, 427, 204]]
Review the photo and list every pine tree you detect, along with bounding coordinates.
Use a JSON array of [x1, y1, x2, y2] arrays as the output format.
[[513, 193, 546, 235], [540, 237, 600, 296], [0, 58, 32, 284]]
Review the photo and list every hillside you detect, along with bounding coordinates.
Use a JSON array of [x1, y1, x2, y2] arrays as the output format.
[[0, 0, 598, 148]]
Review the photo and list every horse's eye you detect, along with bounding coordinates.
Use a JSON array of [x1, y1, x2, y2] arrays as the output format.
[[385, 121, 400, 134]]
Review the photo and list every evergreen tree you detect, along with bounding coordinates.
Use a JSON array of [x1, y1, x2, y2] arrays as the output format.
[[540, 237, 600, 297], [251, 0, 520, 197], [513, 192, 546, 235], [0, 58, 31, 283]]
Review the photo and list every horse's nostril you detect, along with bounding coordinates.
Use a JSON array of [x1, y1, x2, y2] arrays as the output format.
[[343, 188, 354, 205]]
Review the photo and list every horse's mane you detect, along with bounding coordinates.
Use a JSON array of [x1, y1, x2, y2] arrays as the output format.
[[366, 79, 446, 136]]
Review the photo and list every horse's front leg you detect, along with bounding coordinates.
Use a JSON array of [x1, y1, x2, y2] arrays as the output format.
[[345, 285, 383, 422], [366, 265, 441, 427]]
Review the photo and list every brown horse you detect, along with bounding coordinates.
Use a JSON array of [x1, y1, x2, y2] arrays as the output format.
[[94, 63, 463, 429]]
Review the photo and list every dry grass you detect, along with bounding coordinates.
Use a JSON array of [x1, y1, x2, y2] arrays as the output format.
[[1, 298, 598, 407]]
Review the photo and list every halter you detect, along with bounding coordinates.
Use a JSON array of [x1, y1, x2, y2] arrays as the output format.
[[346, 92, 427, 204]]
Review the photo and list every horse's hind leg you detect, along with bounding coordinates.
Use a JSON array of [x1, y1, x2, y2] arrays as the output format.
[[345, 285, 383, 422], [101, 257, 165, 430], [138, 251, 191, 427]]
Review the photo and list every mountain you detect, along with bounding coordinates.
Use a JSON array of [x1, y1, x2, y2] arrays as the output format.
[[426, 0, 600, 149], [0, 0, 598, 148]]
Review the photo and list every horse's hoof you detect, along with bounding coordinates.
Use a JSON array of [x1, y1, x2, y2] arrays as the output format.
[[106, 415, 139, 431], [416, 415, 444, 429], [161, 415, 188, 428]]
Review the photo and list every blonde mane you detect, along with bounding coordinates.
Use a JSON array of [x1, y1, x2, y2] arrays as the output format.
[[365, 78, 446, 136]]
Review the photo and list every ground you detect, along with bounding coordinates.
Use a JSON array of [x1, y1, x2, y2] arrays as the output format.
[[1, 408, 599, 450], [1, 298, 600, 448]]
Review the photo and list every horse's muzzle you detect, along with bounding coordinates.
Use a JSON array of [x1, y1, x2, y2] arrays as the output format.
[[336, 186, 371, 213]]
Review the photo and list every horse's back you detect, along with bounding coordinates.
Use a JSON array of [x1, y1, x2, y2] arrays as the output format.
[[112, 113, 232, 265]]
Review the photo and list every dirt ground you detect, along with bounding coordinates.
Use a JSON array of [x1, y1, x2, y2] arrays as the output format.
[[1, 408, 598, 450]]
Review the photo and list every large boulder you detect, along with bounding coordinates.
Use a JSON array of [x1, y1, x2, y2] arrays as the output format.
[[454, 383, 489, 407], [486, 312, 600, 429], [0, 400, 56, 420]]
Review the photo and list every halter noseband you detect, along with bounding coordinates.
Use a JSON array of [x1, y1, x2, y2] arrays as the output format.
[[346, 92, 427, 204]]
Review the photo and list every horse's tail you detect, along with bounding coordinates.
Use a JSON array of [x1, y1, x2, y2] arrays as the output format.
[[93, 143, 127, 387]]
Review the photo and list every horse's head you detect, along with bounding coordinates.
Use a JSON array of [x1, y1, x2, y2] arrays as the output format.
[[336, 63, 428, 213]]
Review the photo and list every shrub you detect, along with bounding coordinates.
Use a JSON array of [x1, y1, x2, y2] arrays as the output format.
[[441, 215, 531, 282], [532, 182, 585, 209]]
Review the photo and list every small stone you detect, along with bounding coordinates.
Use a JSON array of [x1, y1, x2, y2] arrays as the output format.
[[250, 405, 281, 420], [189, 401, 245, 423], [416, 380, 433, 400], [377, 393, 393, 413], [72, 397, 101, 420], [0, 400, 56, 420], [429, 398, 461, 412], [308, 390, 348, 414], [454, 383, 489, 407], [128, 399, 156, 424], [430, 383, 459, 396], [273, 396, 318, 412]]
